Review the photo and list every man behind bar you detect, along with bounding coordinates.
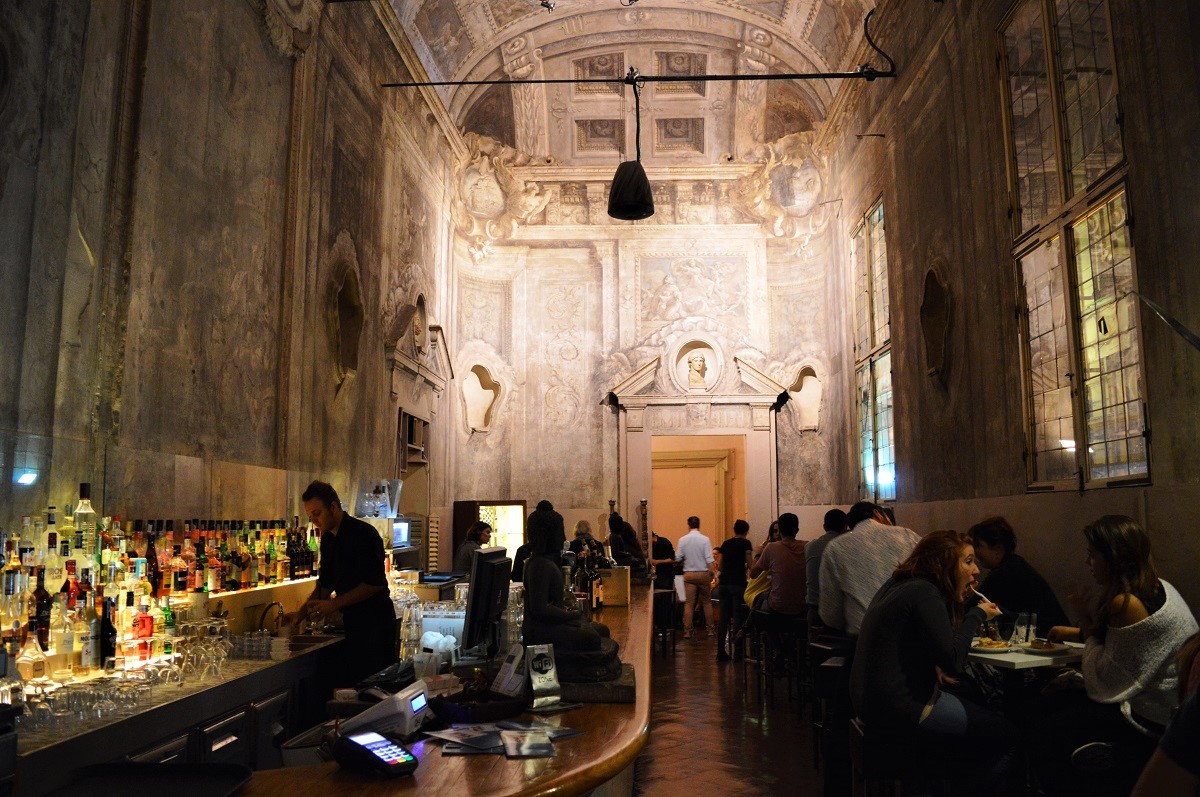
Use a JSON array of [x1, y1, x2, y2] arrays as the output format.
[[292, 480, 397, 686]]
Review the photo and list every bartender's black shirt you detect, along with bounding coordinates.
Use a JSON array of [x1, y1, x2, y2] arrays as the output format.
[[318, 513, 396, 682]]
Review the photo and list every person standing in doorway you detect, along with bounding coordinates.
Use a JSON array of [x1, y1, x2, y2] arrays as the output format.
[[716, 519, 753, 661], [675, 516, 715, 640]]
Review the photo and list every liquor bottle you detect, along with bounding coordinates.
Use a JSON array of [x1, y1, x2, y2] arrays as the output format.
[[193, 535, 207, 592], [80, 595, 100, 671], [1, 568, 18, 629], [169, 545, 187, 596], [42, 507, 58, 564], [16, 571, 33, 640], [4, 625, 25, 707], [61, 560, 80, 610], [58, 507, 76, 565], [99, 598, 117, 665], [250, 528, 262, 588], [16, 619, 47, 679], [145, 525, 161, 599], [52, 594, 74, 658], [135, 596, 153, 639], [162, 597, 175, 637], [265, 527, 277, 584], [308, 526, 320, 573], [18, 517, 35, 568], [44, 531, 63, 588], [74, 483, 96, 567], [32, 567, 52, 650]]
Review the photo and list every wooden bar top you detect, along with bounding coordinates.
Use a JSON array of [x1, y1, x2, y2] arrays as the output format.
[[245, 585, 654, 796]]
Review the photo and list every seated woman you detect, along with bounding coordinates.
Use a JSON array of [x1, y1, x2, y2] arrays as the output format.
[[453, 520, 491, 573], [850, 530, 1016, 788], [968, 515, 1069, 636], [1035, 515, 1200, 796], [569, 519, 606, 560], [754, 519, 782, 559], [522, 503, 607, 653]]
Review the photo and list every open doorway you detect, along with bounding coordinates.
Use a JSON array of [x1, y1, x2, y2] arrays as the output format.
[[650, 435, 747, 550]]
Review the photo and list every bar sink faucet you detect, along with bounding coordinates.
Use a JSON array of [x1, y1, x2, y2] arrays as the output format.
[[259, 601, 285, 633]]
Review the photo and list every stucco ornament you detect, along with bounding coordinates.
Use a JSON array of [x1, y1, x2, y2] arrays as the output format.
[[730, 132, 831, 239], [452, 133, 551, 262], [249, 0, 324, 58]]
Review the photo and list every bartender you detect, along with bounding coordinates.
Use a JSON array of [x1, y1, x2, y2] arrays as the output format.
[[292, 480, 397, 686]]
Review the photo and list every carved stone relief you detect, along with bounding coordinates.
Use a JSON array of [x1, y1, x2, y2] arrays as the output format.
[[452, 133, 551, 262], [637, 253, 750, 338], [458, 273, 513, 358], [502, 36, 549, 157], [731, 132, 831, 240], [575, 119, 625, 153], [654, 52, 707, 95], [250, 0, 324, 58], [672, 338, 722, 393], [573, 53, 624, 96], [655, 118, 705, 154]]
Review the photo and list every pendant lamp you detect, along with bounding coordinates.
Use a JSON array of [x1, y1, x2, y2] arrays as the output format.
[[607, 70, 654, 220]]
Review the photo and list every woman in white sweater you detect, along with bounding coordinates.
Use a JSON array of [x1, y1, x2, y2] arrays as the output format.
[[1035, 515, 1199, 795]]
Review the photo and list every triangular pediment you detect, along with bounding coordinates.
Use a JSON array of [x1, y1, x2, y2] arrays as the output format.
[[735, 357, 786, 396], [606, 357, 660, 400]]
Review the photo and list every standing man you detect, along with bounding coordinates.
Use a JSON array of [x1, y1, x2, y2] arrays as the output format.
[[819, 501, 919, 636], [716, 519, 753, 661], [294, 481, 397, 686], [806, 508, 848, 625], [675, 516, 715, 640]]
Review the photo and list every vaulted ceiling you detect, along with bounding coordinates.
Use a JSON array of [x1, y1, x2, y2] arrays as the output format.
[[390, 0, 876, 165]]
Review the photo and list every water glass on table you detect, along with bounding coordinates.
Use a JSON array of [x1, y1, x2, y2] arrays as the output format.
[[1013, 612, 1037, 644]]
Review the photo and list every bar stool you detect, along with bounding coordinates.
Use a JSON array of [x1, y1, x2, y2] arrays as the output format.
[[849, 718, 952, 797], [808, 636, 852, 768]]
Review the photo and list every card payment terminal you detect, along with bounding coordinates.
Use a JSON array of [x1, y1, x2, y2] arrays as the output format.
[[333, 730, 419, 778]]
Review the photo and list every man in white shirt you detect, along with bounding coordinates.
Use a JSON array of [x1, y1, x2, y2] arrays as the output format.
[[818, 501, 919, 636], [675, 516, 715, 639]]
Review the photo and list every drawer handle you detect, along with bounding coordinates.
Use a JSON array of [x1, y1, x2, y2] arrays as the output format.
[[211, 734, 240, 752]]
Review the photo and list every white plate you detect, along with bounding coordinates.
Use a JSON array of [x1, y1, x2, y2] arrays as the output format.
[[970, 643, 1014, 654]]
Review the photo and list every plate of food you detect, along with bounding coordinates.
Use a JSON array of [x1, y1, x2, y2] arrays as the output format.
[[1024, 639, 1071, 655], [971, 638, 1013, 654]]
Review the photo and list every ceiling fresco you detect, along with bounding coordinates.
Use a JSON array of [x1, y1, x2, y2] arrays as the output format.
[[391, 0, 874, 164]]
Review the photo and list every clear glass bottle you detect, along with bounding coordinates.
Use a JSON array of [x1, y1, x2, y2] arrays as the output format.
[[16, 619, 48, 680], [44, 531, 63, 589], [74, 484, 96, 566], [3, 626, 25, 707], [52, 594, 74, 659], [18, 517, 35, 568]]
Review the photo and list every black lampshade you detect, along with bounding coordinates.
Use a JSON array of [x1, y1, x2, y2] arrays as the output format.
[[607, 160, 654, 220]]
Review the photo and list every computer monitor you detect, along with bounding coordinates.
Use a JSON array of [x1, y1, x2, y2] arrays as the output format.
[[390, 517, 411, 550], [461, 546, 512, 659]]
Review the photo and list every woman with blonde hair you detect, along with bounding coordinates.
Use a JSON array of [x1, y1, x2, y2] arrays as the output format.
[[850, 530, 1015, 790]]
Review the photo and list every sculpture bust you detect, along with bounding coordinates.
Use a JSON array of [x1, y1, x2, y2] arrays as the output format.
[[687, 351, 707, 388]]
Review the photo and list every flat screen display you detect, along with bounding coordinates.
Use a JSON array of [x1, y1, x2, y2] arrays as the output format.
[[391, 518, 411, 549], [410, 692, 427, 713]]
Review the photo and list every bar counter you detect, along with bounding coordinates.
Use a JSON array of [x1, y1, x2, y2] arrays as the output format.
[[244, 585, 654, 797]]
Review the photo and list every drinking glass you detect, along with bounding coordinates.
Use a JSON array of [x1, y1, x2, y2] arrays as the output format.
[[1013, 613, 1031, 644], [997, 617, 1016, 643]]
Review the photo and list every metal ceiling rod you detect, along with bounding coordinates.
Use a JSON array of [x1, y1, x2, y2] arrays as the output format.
[[382, 10, 896, 88]]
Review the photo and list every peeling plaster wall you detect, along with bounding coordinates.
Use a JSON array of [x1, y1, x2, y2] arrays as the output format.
[[121, 0, 291, 463]]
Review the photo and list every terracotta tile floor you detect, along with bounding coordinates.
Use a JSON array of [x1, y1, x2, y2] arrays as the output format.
[[633, 632, 823, 796]]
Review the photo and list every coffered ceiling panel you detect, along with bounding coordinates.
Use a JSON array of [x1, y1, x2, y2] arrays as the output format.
[[391, 0, 875, 164]]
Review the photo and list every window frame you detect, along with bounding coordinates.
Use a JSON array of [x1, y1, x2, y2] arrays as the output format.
[[850, 197, 895, 502], [1000, 0, 1150, 491]]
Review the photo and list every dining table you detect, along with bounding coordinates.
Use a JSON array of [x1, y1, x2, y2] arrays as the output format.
[[967, 640, 1084, 717]]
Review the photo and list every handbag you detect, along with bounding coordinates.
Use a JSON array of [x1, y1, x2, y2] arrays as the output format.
[[673, 574, 687, 602], [743, 571, 771, 610]]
